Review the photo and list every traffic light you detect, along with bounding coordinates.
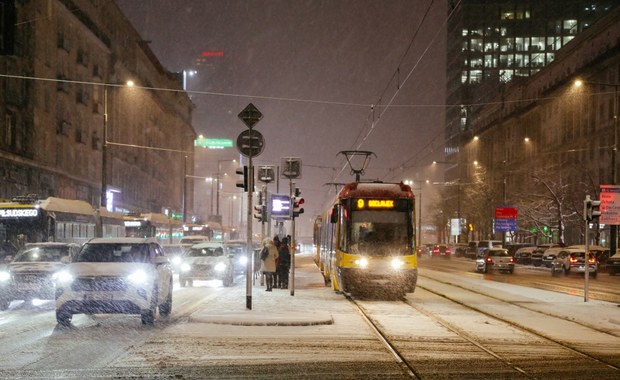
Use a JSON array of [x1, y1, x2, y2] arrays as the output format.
[[291, 188, 304, 218], [236, 166, 248, 192], [254, 204, 265, 222], [584, 195, 601, 222]]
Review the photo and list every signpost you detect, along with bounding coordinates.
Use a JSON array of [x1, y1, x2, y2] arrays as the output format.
[[600, 185, 620, 225], [494, 207, 518, 233], [237, 103, 263, 310]]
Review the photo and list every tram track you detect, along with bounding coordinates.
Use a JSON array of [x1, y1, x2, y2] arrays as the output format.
[[415, 277, 620, 374], [347, 276, 620, 379]]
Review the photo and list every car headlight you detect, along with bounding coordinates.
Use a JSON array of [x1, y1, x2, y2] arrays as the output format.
[[390, 258, 404, 270], [0, 270, 11, 282], [214, 262, 227, 272], [238, 256, 248, 265], [171, 256, 182, 266], [354, 257, 369, 269], [52, 270, 73, 284], [127, 270, 149, 286], [180, 263, 191, 272]]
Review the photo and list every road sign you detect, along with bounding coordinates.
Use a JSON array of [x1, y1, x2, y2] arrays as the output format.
[[238, 103, 263, 129], [600, 185, 620, 224], [236, 130, 264, 157], [495, 207, 517, 219], [494, 218, 518, 232], [281, 157, 302, 179]]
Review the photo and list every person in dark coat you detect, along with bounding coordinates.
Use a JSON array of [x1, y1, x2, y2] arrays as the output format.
[[277, 237, 291, 289]]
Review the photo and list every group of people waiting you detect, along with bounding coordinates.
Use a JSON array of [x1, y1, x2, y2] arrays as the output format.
[[259, 235, 291, 291]]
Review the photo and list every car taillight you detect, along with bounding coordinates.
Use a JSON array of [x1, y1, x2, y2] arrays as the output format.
[[588, 257, 596, 264], [509, 257, 514, 263], [433, 249, 439, 253], [569, 257, 578, 263], [486, 257, 493, 263], [446, 249, 451, 253]]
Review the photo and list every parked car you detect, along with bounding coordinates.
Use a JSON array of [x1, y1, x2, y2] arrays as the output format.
[[607, 250, 620, 275], [0, 242, 79, 310], [565, 245, 609, 270], [476, 240, 503, 258], [430, 244, 451, 258], [54, 238, 173, 326], [475, 248, 514, 274], [465, 241, 479, 259], [179, 242, 234, 287], [514, 246, 536, 265], [551, 248, 598, 278], [541, 246, 566, 268], [452, 243, 468, 258], [531, 244, 562, 267]]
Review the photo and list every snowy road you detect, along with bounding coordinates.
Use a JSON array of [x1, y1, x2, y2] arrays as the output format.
[[0, 254, 619, 379]]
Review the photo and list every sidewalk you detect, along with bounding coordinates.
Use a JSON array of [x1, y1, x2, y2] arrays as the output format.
[[188, 252, 337, 326]]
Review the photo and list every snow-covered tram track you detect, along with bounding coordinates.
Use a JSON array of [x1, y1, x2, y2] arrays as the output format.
[[415, 276, 620, 374]]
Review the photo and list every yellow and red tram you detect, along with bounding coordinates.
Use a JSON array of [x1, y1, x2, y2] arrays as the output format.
[[314, 181, 418, 297]]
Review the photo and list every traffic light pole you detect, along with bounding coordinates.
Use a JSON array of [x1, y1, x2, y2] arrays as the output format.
[[246, 129, 254, 310], [289, 179, 295, 296]]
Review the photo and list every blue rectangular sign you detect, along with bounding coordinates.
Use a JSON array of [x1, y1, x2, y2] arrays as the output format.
[[494, 218, 518, 232]]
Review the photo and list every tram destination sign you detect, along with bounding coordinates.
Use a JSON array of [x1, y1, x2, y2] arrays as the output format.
[[0, 208, 39, 218]]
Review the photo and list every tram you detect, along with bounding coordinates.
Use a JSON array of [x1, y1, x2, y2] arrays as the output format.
[[0, 195, 126, 255], [315, 182, 418, 297], [124, 212, 183, 245]]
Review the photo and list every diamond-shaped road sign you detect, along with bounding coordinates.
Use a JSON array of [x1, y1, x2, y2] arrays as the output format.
[[238, 103, 263, 129]]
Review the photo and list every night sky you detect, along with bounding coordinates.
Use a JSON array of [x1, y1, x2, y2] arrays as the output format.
[[115, 0, 447, 236]]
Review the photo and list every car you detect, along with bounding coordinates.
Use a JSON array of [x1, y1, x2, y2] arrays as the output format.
[[162, 243, 188, 273], [514, 246, 536, 265], [541, 246, 565, 268], [179, 235, 211, 249], [465, 241, 479, 259], [531, 244, 562, 267], [475, 248, 514, 274], [54, 237, 173, 326], [179, 242, 235, 287], [452, 243, 468, 258], [551, 248, 598, 278], [0, 242, 79, 310], [607, 250, 620, 275], [475, 240, 503, 258], [224, 240, 252, 274], [430, 244, 451, 258], [565, 245, 609, 270]]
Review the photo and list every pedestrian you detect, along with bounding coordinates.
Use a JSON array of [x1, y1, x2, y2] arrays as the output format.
[[277, 237, 291, 289], [272, 236, 281, 289], [260, 237, 278, 291]]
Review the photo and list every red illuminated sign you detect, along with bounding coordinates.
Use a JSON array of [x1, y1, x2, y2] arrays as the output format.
[[495, 207, 517, 219], [201, 51, 224, 57]]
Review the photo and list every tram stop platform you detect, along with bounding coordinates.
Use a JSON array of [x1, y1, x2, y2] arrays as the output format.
[[188, 252, 336, 326]]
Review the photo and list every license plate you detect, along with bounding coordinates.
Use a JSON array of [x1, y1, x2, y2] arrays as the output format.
[[84, 294, 113, 301]]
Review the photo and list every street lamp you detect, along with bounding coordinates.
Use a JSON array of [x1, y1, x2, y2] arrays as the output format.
[[101, 80, 134, 211], [574, 79, 619, 255], [216, 159, 237, 219]]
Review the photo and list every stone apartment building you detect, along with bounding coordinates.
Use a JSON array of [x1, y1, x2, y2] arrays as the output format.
[[0, 0, 196, 215]]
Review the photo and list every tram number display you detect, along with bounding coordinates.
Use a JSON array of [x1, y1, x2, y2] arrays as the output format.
[[0, 208, 39, 218], [351, 199, 409, 211]]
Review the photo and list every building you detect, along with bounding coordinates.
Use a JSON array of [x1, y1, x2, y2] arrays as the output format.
[[448, 3, 620, 246], [0, 0, 196, 216], [445, 0, 617, 168]]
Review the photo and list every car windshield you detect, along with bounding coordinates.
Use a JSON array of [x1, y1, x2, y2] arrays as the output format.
[[14, 246, 67, 262], [489, 250, 509, 257], [75, 243, 150, 263], [189, 246, 225, 257], [226, 245, 246, 255]]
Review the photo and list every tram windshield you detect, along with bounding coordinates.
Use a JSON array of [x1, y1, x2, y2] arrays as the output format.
[[349, 210, 410, 256]]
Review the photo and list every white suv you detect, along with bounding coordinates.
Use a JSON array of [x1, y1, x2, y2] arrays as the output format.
[[54, 238, 173, 326]]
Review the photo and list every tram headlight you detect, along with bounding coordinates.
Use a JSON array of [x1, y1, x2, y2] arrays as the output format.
[[171, 255, 182, 266], [180, 263, 192, 272], [355, 257, 369, 269], [391, 258, 404, 270]]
